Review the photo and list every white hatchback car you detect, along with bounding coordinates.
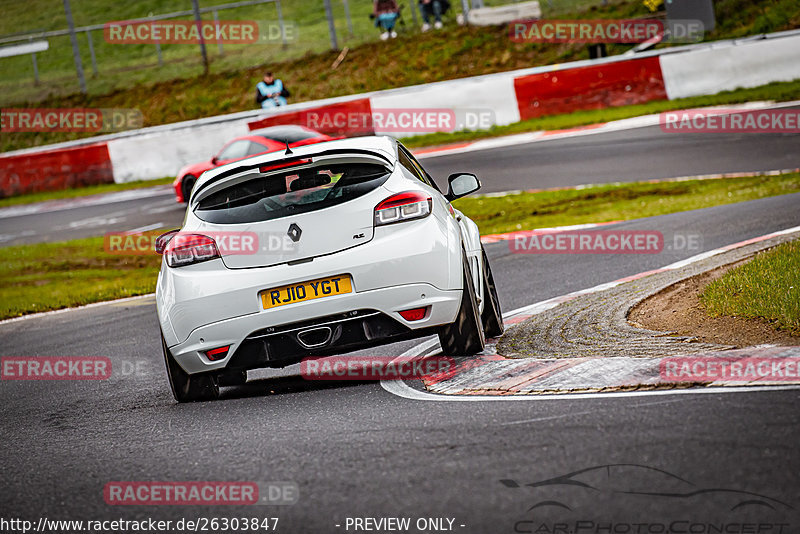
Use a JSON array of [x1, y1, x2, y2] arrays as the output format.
[[156, 136, 503, 402]]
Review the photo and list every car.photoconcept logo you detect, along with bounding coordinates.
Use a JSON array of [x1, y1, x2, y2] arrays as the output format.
[[501, 464, 795, 532]]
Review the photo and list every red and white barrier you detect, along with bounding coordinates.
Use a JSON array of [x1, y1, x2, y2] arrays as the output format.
[[0, 143, 113, 197], [368, 74, 521, 136], [660, 32, 800, 99], [247, 98, 375, 136], [2, 30, 798, 195], [103, 94, 376, 183], [513, 56, 667, 120], [106, 120, 249, 184]]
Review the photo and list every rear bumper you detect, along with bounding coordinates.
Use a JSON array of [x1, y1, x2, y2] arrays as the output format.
[[157, 214, 461, 344], [165, 282, 460, 375], [172, 176, 184, 203], [156, 209, 465, 375]]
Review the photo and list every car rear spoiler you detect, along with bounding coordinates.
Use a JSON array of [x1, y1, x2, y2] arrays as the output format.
[[193, 148, 392, 198]]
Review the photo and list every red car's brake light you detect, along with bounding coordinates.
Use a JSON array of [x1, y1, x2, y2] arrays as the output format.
[[374, 191, 432, 226]]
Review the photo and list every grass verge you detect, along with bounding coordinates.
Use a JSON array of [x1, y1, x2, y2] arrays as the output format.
[[402, 79, 800, 149], [0, 177, 174, 209], [0, 237, 161, 320], [452, 173, 800, 235], [2, 172, 799, 319], [701, 240, 800, 335]]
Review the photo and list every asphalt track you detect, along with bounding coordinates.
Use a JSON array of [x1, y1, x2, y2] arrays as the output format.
[[2, 116, 800, 530], [2, 121, 799, 246], [2, 187, 800, 529]]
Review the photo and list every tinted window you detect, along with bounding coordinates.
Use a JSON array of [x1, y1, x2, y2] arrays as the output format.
[[253, 126, 318, 143], [194, 163, 390, 224], [246, 141, 270, 156], [217, 140, 250, 161], [398, 145, 440, 191], [398, 148, 425, 182]]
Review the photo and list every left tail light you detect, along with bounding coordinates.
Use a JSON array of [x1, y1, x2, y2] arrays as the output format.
[[374, 191, 432, 226], [163, 233, 220, 267]]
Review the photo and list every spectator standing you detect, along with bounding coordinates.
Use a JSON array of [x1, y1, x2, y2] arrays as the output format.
[[255, 72, 288, 109], [372, 0, 400, 40]]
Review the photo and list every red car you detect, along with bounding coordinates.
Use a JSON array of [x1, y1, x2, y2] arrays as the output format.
[[172, 125, 333, 203]]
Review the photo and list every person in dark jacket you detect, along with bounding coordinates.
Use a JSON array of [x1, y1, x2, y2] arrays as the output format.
[[419, 0, 449, 31]]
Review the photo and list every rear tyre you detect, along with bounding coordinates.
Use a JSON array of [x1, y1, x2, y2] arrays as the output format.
[[161, 333, 219, 402], [480, 247, 505, 338], [438, 251, 486, 356], [181, 175, 196, 204]]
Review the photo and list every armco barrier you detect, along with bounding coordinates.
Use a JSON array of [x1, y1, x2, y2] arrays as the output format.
[[513, 56, 666, 120], [0, 143, 113, 197]]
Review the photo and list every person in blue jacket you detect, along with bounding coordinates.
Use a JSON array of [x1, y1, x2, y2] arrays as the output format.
[[256, 72, 287, 109], [372, 0, 399, 40]]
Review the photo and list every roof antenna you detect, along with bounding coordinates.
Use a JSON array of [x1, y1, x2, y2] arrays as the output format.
[[284, 139, 293, 156]]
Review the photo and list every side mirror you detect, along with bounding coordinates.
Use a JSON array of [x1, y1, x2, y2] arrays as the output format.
[[155, 230, 180, 254], [445, 173, 481, 201]]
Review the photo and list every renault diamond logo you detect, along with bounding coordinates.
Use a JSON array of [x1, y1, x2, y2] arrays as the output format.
[[287, 223, 302, 242]]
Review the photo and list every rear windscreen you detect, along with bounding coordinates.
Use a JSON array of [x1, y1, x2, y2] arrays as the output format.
[[194, 162, 390, 224]]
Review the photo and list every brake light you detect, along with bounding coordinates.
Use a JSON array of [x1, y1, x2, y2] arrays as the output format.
[[374, 191, 432, 226], [259, 158, 312, 173], [399, 306, 429, 321], [165, 234, 220, 267], [154, 229, 179, 254], [204, 345, 230, 361]]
